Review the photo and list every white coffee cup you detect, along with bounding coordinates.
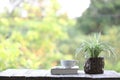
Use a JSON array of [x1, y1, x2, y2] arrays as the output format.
[[60, 60, 77, 68]]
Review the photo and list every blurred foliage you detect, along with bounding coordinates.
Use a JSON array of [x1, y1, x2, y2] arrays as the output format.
[[0, 0, 74, 70], [102, 26, 120, 72], [76, 0, 120, 34], [0, 0, 120, 72]]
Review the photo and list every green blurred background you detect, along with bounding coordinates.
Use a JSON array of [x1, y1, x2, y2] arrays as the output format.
[[0, 0, 120, 72]]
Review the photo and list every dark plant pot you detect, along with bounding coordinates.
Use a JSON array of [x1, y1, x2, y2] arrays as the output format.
[[84, 57, 104, 74]]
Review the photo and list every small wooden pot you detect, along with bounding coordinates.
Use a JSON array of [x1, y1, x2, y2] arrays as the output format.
[[84, 57, 104, 74]]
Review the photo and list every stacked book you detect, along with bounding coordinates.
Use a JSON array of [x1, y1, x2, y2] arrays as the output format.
[[51, 66, 79, 75]]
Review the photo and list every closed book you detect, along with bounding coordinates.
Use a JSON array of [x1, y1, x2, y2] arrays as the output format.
[[51, 66, 79, 75]]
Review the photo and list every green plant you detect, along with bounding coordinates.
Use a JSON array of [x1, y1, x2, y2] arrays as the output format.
[[75, 33, 115, 58]]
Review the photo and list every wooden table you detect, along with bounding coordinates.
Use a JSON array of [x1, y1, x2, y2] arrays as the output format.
[[0, 69, 120, 80]]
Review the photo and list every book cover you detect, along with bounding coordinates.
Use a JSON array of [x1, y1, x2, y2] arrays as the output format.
[[51, 66, 79, 75]]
